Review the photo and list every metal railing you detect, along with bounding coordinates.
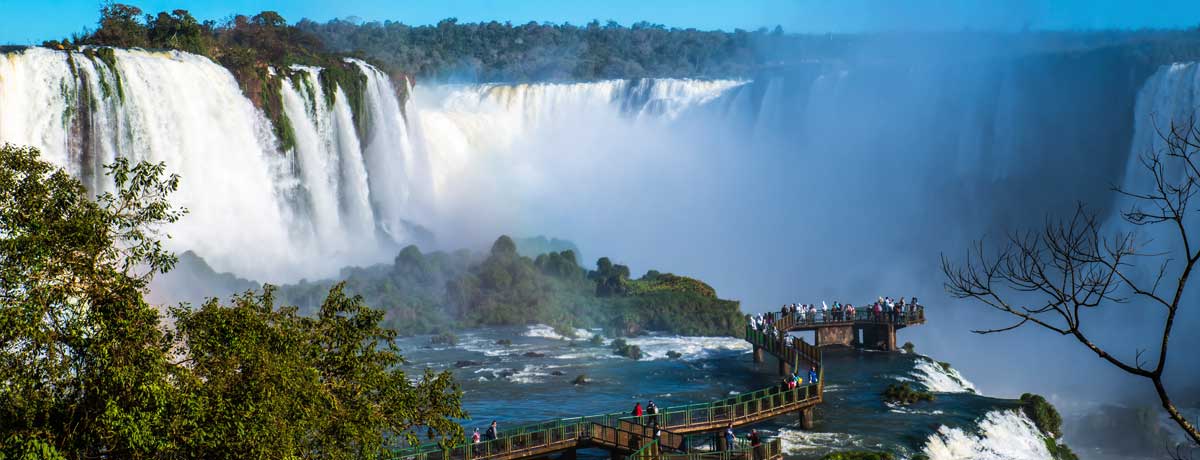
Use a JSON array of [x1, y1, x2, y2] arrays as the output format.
[[755, 305, 924, 330], [627, 439, 660, 460]]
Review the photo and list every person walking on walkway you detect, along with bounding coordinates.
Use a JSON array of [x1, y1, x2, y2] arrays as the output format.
[[485, 421, 498, 441], [724, 424, 735, 451], [808, 366, 819, 385], [633, 402, 643, 417], [749, 429, 762, 460]]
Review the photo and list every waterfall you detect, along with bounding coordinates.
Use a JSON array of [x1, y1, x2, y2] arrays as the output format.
[[1, 47, 300, 281], [0, 46, 745, 283], [2, 44, 1155, 304]]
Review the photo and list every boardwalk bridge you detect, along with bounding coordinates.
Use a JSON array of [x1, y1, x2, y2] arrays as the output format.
[[391, 306, 926, 460]]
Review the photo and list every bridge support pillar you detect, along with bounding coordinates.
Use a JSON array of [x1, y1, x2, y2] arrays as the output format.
[[799, 407, 814, 430], [778, 357, 791, 376], [815, 325, 853, 348], [861, 324, 896, 351], [753, 345, 763, 363]]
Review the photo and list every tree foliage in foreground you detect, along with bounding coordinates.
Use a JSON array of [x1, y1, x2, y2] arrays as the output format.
[[0, 144, 464, 459]]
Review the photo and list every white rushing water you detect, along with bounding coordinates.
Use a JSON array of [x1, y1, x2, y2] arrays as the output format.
[[0, 46, 744, 282], [906, 357, 978, 394], [0, 47, 299, 279], [922, 410, 1053, 460]]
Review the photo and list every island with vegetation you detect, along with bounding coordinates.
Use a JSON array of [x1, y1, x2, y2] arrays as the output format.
[[271, 235, 747, 339]]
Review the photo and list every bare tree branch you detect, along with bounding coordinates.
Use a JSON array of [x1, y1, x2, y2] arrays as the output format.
[[942, 118, 1200, 447]]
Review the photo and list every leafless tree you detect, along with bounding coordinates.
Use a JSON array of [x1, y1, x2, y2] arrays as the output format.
[[941, 119, 1200, 450]]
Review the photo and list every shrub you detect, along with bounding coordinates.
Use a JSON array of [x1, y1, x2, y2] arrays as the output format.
[[1019, 393, 1064, 438], [881, 383, 934, 404], [611, 339, 643, 360]]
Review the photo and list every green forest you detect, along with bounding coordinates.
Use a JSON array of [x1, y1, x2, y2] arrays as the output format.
[[274, 236, 747, 339], [47, 3, 1200, 87]]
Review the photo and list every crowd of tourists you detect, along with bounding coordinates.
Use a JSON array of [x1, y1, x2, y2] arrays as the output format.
[[748, 296, 922, 330]]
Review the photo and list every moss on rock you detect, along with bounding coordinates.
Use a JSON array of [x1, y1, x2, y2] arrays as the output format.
[[882, 383, 934, 405]]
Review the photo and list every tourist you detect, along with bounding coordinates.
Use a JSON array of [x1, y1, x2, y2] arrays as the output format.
[[808, 366, 818, 384], [724, 424, 735, 451], [485, 421, 498, 441], [633, 402, 643, 417], [472, 428, 480, 444], [821, 301, 829, 322], [749, 428, 762, 460]]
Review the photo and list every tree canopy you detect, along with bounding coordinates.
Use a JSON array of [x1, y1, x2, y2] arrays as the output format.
[[0, 144, 465, 459]]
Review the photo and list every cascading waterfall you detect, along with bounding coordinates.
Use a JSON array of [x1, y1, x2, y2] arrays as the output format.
[[278, 65, 377, 256], [350, 58, 422, 240], [0, 46, 744, 282], [1, 47, 299, 280]]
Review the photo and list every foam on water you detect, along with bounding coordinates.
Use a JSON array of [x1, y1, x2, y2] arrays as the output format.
[[909, 356, 978, 394], [623, 335, 751, 361], [523, 324, 592, 341], [922, 410, 1052, 460], [777, 429, 875, 455]]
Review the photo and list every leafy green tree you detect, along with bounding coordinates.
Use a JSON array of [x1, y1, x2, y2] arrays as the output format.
[[0, 144, 466, 458], [146, 9, 209, 55], [0, 144, 182, 458], [90, 2, 149, 48], [169, 285, 465, 459]]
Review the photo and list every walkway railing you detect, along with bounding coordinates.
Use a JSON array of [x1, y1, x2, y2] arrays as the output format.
[[745, 326, 821, 378], [759, 305, 924, 330]]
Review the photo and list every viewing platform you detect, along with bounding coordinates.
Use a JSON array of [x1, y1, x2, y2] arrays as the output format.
[[751, 306, 925, 353]]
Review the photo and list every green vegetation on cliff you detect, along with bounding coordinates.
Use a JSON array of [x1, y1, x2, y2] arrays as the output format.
[[44, 3, 383, 152], [1019, 393, 1078, 460], [275, 235, 746, 338]]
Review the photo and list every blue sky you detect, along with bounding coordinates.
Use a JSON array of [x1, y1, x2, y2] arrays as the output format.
[[2, 0, 1199, 45]]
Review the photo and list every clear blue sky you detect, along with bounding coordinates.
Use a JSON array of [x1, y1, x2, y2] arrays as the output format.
[[2, 0, 1199, 45]]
